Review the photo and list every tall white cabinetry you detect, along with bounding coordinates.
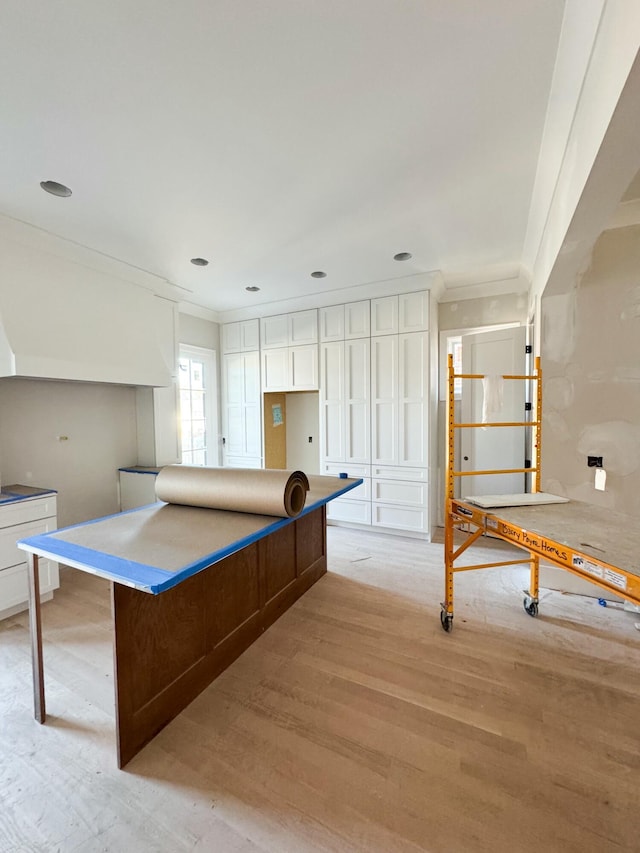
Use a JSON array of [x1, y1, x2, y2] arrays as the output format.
[[320, 301, 372, 524], [261, 310, 318, 392], [222, 320, 262, 468], [321, 292, 429, 536], [0, 491, 58, 620]]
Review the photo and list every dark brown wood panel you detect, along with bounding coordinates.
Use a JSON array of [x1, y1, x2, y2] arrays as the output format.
[[261, 522, 296, 603], [112, 507, 327, 768], [295, 506, 326, 576], [207, 543, 260, 647]]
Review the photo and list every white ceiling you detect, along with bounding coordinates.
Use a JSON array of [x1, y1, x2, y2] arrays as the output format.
[[0, 0, 566, 316]]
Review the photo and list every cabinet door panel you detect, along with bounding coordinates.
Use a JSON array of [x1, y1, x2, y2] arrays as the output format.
[[222, 323, 241, 353], [261, 315, 289, 349], [320, 342, 345, 460], [241, 320, 260, 351], [319, 305, 344, 342], [290, 345, 318, 390], [345, 301, 370, 339], [290, 310, 318, 345], [261, 348, 289, 391], [398, 332, 428, 466], [371, 335, 398, 465], [371, 296, 398, 336], [398, 292, 428, 332]]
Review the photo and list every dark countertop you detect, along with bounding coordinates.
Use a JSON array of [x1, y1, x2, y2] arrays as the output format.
[[0, 484, 57, 505]]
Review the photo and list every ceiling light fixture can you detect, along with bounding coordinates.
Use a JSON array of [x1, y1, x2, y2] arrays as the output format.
[[310, 271, 327, 278], [190, 257, 209, 266], [40, 180, 72, 198], [393, 252, 412, 261]]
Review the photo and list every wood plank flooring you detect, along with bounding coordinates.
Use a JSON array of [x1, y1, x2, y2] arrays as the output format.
[[1, 526, 640, 852]]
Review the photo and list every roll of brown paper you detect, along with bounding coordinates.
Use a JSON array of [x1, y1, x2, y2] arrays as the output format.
[[155, 466, 310, 518]]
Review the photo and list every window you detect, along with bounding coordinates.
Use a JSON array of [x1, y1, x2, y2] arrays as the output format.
[[178, 346, 218, 466]]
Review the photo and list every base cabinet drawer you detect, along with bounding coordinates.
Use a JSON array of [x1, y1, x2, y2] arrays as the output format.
[[0, 517, 57, 570], [372, 503, 427, 533], [0, 559, 59, 613], [327, 499, 372, 525], [0, 496, 57, 529], [0, 490, 59, 620], [372, 479, 426, 507]]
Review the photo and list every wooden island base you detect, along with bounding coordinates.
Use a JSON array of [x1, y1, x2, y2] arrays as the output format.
[[112, 506, 326, 767]]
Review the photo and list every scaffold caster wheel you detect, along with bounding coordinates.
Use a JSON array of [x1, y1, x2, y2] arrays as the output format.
[[523, 597, 538, 617], [440, 609, 453, 632]]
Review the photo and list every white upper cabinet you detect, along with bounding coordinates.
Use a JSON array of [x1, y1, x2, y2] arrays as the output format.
[[320, 301, 370, 341], [371, 292, 429, 336], [399, 292, 429, 333], [260, 314, 289, 349], [371, 296, 399, 336], [345, 301, 370, 339], [290, 310, 318, 345], [261, 310, 317, 349], [319, 305, 345, 342], [222, 319, 259, 353]]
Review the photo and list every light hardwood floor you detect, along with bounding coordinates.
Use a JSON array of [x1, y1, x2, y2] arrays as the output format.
[[1, 526, 639, 852]]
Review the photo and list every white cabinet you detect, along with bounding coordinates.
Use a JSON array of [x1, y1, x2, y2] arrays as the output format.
[[222, 319, 259, 353], [371, 292, 429, 336], [320, 305, 345, 342], [371, 296, 398, 336], [399, 291, 429, 333], [370, 330, 429, 534], [345, 301, 370, 339], [323, 462, 372, 526], [320, 338, 370, 463], [222, 351, 262, 466], [0, 492, 58, 621], [262, 344, 318, 392], [320, 292, 429, 536], [119, 468, 159, 510], [261, 310, 318, 392], [320, 301, 369, 342], [372, 331, 428, 467], [320, 341, 345, 460], [261, 310, 317, 349], [371, 466, 428, 534]]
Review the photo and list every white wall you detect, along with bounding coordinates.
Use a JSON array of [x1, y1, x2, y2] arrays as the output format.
[[0, 378, 138, 526], [285, 392, 320, 474]]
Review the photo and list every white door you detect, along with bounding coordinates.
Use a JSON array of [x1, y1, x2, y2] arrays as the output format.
[[459, 326, 528, 497]]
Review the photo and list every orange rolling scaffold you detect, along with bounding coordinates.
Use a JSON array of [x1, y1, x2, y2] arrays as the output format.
[[441, 353, 640, 631]]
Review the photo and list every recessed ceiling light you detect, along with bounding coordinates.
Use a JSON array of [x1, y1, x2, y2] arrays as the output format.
[[40, 180, 72, 198], [190, 257, 209, 266], [393, 252, 412, 261], [245, 286, 260, 292], [310, 271, 327, 278]]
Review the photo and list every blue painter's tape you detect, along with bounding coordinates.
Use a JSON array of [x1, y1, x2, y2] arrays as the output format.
[[18, 478, 364, 595]]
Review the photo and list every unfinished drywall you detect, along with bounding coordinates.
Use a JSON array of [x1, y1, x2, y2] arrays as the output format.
[[438, 292, 528, 331], [541, 224, 640, 513], [0, 378, 138, 526]]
